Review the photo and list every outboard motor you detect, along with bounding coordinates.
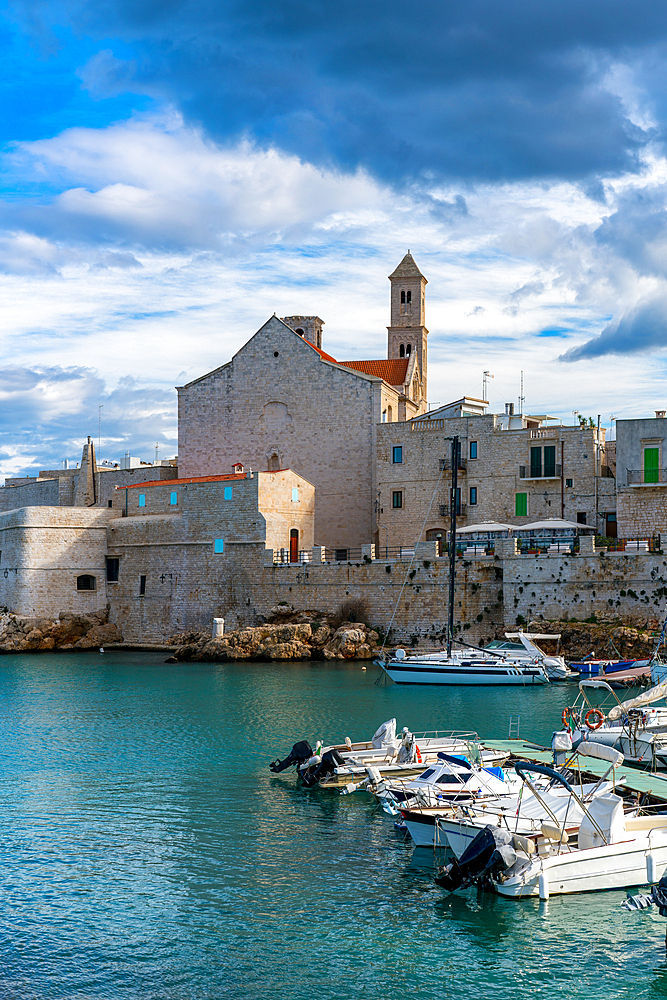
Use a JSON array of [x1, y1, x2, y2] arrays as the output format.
[[435, 825, 517, 893], [300, 748, 347, 787], [269, 740, 313, 773]]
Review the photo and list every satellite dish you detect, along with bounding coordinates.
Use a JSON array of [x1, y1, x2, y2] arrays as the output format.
[[395, 648, 406, 660]]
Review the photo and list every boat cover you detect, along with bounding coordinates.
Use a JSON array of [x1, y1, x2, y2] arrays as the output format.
[[576, 741, 624, 766], [577, 793, 625, 850], [607, 680, 667, 721], [372, 718, 397, 749]]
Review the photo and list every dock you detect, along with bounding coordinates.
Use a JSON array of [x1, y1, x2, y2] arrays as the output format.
[[484, 738, 667, 806]]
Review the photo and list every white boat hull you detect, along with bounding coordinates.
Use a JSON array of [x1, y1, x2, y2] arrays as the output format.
[[496, 831, 667, 897]]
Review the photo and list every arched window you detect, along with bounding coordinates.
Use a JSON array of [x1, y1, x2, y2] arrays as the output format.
[[399, 344, 405, 358], [268, 453, 280, 471], [387, 405, 393, 422], [406, 343, 412, 356], [406, 290, 412, 304], [400, 290, 406, 304], [77, 574, 96, 591]]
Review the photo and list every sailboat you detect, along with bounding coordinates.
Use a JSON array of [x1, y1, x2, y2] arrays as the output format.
[[377, 434, 550, 686]]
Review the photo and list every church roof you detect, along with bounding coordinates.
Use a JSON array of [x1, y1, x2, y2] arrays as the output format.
[[304, 341, 339, 364], [388, 251, 426, 281], [337, 359, 409, 386]]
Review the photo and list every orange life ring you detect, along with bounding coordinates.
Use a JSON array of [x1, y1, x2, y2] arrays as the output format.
[[561, 708, 571, 730], [585, 708, 604, 731]]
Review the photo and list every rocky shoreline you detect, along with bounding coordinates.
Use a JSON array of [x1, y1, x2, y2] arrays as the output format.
[[0, 609, 122, 652], [168, 620, 380, 662]]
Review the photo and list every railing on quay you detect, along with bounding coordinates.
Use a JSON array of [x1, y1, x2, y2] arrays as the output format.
[[597, 535, 662, 552], [272, 549, 312, 565], [627, 469, 667, 485]]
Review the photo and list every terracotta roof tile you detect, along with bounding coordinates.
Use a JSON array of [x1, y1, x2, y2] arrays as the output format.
[[337, 359, 409, 386], [304, 341, 338, 363]]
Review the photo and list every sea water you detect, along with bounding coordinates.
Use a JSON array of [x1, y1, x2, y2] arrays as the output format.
[[0, 651, 665, 1000]]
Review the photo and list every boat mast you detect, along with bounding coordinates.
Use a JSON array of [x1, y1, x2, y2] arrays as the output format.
[[447, 435, 459, 657]]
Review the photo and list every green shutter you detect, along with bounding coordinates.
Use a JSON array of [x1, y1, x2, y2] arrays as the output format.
[[530, 446, 542, 478], [515, 492, 527, 517], [644, 447, 659, 484], [544, 445, 556, 477]]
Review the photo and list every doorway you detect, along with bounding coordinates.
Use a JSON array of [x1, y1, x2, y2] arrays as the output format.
[[290, 529, 299, 562]]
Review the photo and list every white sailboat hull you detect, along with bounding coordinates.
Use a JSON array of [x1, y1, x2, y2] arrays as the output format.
[[382, 660, 549, 686]]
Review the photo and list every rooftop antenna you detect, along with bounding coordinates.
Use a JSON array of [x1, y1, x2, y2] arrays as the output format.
[[98, 405, 103, 461], [483, 371, 494, 401], [155, 442, 159, 464], [518, 371, 525, 417]]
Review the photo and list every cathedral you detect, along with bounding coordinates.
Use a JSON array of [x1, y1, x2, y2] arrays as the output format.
[[177, 252, 430, 548]]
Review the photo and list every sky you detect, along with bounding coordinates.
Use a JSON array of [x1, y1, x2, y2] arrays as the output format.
[[2, 1, 667, 475]]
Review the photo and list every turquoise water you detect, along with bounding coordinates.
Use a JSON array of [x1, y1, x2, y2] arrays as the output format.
[[0, 652, 666, 999]]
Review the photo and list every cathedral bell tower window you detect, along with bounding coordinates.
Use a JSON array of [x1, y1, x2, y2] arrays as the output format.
[[406, 343, 411, 356], [399, 344, 405, 358]]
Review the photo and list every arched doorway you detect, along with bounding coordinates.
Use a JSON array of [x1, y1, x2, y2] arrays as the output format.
[[426, 528, 445, 556], [290, 529, 299, 562]]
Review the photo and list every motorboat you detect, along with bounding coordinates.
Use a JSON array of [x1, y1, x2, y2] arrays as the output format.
[[436, 757, 667, 899], [268, 718, 504, 788], [563, 679, 667, 769], [400, 740, 619, 849]]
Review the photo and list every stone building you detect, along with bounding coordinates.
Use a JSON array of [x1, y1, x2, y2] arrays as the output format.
[[375, 408, 616, 549], [616, 412, 667, 537], [177, 253, 429, 548], [0, 468, 314, 634]]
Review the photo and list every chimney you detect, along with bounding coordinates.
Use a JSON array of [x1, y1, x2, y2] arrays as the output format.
[[505, 403, 515, 416], [657, 410, 666, 419]]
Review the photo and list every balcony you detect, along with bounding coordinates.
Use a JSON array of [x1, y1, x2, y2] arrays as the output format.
[[627, 469, 667, 486], [519, 465, 562, 479], [439, 457, 467, 473], [438, 503, 466, 517]]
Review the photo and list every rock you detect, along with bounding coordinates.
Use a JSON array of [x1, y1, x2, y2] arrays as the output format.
[[270, 604, 294, 617]]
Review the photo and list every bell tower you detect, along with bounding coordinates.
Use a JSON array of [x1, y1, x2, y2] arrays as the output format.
[[387, 251, 428, 401]]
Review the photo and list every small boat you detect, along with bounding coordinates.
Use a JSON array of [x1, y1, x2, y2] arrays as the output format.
[[379, 648, 550, 686], [268, 718, 501, 787], [436, 757, 667, 899], [563, 679, 667, 769]]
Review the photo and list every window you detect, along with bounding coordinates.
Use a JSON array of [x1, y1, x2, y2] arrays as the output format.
[[139, 575, 146, 595], [401, 290, 405, 304], [406, 343, 412, 356], [392, 446, 403, 464], [566, 478, 573, 488], [170, 492, 177, 505], [399, 344, 405, 357], [214, 538, 224, 553], [392, 491, 403, 509], [224, 486, 233, 500], [138, 494, 145, 507], [106, 558, 119, 583], [469, 487, 477, 505], [544, 445, 556, 477], [515, 492, 528, 517], [406, 290, 411, 304], [530, 446, 542, 479], [291, 487, 299, 503], [107, 499, 112, 508], [470, 441, 478, 460], [577, 512, 587, 524], [456, 487, 461, 514], [77, 574, 96, 591]]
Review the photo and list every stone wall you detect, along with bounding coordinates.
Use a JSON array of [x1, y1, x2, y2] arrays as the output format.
[[617, 486, 667, 538], [0, 507, 115, 616]]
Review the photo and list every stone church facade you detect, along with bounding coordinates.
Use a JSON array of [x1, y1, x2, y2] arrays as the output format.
[[177, 252, 429, 548]]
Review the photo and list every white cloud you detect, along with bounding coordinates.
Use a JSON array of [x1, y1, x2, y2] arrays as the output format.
[[1, 110, 667, 475]]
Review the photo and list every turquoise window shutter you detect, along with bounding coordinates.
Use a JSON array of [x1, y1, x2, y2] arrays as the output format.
[[214, 539, 224, 553]]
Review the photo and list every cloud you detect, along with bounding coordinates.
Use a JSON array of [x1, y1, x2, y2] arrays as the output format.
[[559, 295, 667, 360], [10, 0, 667, 186], [0, 365, 176, 478]]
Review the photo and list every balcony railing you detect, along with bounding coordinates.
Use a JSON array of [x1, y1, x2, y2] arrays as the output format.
[[600, 535, 661, 552], [439, 457, 467, 472], [627, 469, 667, 485], [519, 464, 562, 479], [438, 503, 466, 517], [273, 549, 312, 564], [411, 418, 445, 431]]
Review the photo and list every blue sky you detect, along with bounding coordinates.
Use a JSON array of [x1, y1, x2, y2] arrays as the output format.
[[2, 1, 667, 474]]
